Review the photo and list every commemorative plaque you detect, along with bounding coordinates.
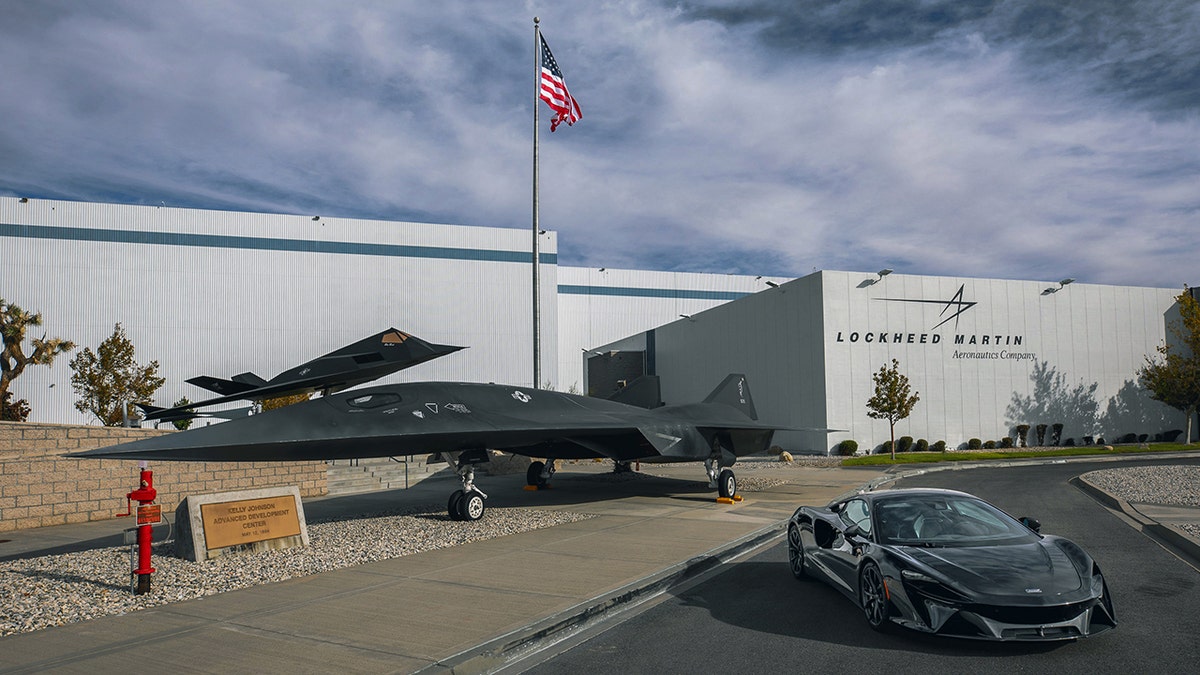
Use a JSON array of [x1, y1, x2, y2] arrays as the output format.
[[175, 486, 309, 561]]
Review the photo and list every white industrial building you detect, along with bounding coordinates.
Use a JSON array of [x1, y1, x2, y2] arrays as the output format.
[[3, 196, 1185, 454], [1, 197, 763, 425], [592, 271, 1186, 453]]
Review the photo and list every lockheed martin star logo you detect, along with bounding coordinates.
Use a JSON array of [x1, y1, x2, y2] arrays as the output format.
[[879, 284, 977, 331]]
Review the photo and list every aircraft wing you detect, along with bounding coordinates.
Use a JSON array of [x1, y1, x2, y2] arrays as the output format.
[[142, 328, 464, 420]]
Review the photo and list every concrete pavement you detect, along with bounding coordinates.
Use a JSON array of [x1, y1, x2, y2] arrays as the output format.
[[2, 454, 1197, 674], [0, 459, 886, 674]]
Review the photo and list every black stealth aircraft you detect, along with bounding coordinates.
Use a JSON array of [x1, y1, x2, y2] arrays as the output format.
[[74, 373, 780, 521], [138, 328, 464, 421]]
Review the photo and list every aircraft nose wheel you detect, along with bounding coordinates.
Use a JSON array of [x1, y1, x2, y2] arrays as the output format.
[[447, 490, 466, 521], [717, 469, 737, 499], [457, 490, 486, 521]]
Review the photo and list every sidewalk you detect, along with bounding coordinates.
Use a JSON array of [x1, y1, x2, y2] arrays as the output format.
[[0, 460, 885, 674]]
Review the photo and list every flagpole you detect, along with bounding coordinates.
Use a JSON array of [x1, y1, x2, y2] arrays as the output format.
[[532, 17, 542, 390]]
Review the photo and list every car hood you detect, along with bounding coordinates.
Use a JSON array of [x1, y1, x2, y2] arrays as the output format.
[[902, 541, 1085, 597]]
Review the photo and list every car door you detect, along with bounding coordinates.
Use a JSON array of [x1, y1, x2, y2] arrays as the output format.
[[824, 498, 873, 593]]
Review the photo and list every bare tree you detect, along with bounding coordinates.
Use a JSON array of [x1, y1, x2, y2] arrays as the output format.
[[1, 297, 75, 420]]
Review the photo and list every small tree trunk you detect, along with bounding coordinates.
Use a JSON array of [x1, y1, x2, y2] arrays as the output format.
[[890, 422, 896, 460]]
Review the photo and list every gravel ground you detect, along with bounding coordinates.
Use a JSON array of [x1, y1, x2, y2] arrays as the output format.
[[1082, 465, 1200, 540], [0, 505, 591, 637]]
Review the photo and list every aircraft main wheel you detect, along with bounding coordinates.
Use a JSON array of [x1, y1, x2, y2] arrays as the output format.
[[447, 490, 465, 521], [457, 490, 486, 521], [527, 460, 547, 487], [717, 469, 737, 499]]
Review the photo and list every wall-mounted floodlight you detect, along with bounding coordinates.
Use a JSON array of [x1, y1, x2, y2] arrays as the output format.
[[598, 268, 606, 272], [765, 281, 779, 288], [1043, 278, 1075, 295], [679, 314, 695, 322], [878, 268, 893, 278], [19, 197, 29, 203], [312, 216, 320, 221]]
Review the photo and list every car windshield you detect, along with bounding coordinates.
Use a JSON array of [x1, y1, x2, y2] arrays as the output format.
[[873, 494, 1039, 547]]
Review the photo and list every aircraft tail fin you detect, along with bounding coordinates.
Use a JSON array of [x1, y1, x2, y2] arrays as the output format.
[[184, 375, 262, 396], [607, 375, 662, 409], [231, 372, 268, 387], [702, 374, 757, 420]]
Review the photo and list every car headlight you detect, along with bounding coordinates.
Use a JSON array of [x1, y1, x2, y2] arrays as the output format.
[[901, 569, 939, 583], [901, 569, 968, 603]]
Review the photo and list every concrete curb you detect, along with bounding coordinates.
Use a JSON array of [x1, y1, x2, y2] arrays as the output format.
[[1070, 475, 1200, 569], [415, 521, 787, 675]]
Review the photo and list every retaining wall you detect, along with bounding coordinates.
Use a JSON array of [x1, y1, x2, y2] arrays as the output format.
[[0, 421, 327, 533]]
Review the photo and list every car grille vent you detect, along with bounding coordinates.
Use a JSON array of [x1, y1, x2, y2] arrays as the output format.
[[968, 600, 1091, 625]]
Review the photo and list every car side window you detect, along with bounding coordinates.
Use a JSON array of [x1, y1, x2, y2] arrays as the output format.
[[839, 498, 872, 537]]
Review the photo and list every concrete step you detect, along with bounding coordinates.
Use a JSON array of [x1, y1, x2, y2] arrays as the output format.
[[326, 457, 450, 495]]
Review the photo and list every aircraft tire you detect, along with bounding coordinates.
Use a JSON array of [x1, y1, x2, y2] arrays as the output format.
[[527, 460, 547, 487], [447, 490, 465, 521], [717, 469, 737, 499], [458, 490, 486, 521]]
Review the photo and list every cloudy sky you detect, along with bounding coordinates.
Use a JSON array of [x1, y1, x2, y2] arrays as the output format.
[[2, 1, 1196, 288]]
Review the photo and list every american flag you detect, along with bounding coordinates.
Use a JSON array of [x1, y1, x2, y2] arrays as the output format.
[[539, 34, 581, 132]]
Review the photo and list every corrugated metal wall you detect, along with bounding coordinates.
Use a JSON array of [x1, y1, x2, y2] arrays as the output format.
[[3, 197, 557, 423]]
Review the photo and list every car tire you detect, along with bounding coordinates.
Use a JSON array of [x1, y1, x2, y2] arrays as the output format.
[[788, 524, 809, 579], [860, 562, 890, 631]]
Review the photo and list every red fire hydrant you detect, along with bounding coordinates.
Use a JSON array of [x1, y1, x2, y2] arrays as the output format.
[[125, 466, 158, 595]]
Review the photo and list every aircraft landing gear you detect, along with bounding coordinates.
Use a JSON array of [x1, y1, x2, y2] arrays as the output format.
[[526, 459, 556, 489], [705, 440, 741, 503], [447, 450, 489, 521], [613, 460, 635, 474]]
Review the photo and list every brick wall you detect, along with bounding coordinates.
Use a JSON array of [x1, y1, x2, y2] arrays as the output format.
[[0, 421, 327, 533]]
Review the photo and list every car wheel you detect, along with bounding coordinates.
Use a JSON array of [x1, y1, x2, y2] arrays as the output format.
[[860, 562, 890, 631], [788, 524, 808, 579], [717, 469, 736, 498]]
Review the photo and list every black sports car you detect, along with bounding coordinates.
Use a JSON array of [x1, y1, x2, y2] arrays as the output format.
[[787, 488, 1116, 641]]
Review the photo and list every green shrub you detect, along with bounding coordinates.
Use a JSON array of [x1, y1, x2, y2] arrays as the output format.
[[1000, 436, 1013, 448], [916, 438, 929, 452], [837, 439, 859, 456], [931, 440, 947, 452], [983, 440, 997, 449], [879, 440, 893, 454], [1015, 424, 1030, 447], [897, 436, 914, 453], [968, 438, 982, 450]]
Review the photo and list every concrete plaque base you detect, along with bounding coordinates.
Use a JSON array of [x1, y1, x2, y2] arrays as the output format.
[[174, 486, 309, 562]]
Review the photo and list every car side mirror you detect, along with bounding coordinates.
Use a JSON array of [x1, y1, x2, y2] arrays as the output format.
[[1020, 516, 1041, 533], [843, 524, 862, 539]]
